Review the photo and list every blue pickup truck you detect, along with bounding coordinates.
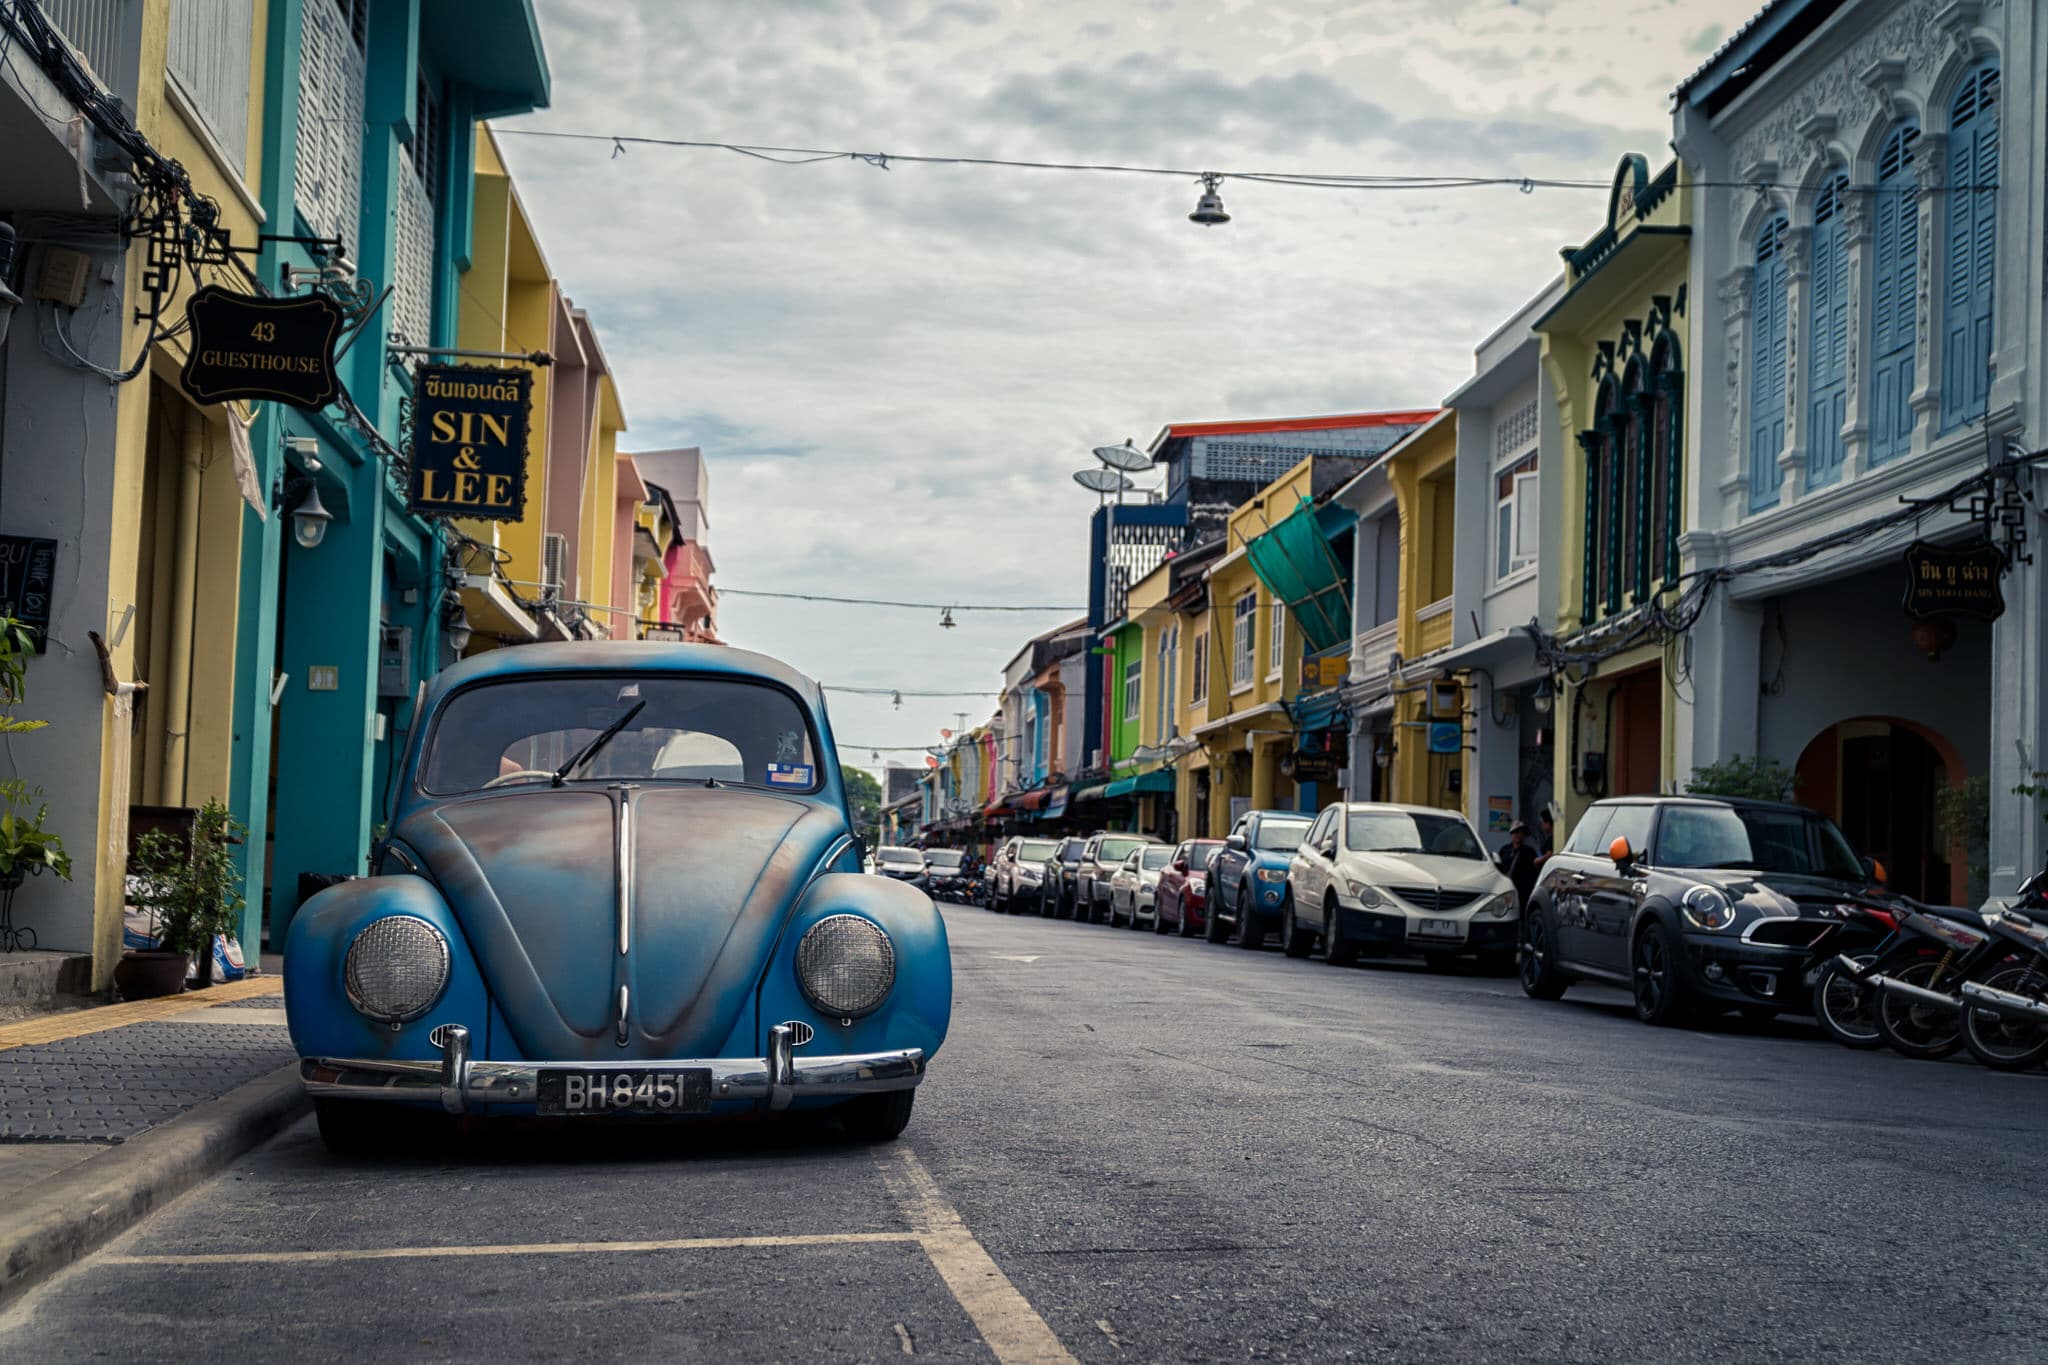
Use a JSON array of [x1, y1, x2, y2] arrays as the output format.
[[1205, 808, 1316, 947]]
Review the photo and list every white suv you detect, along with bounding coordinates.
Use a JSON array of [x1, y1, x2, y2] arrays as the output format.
[[1283, 803, 1519, 971]]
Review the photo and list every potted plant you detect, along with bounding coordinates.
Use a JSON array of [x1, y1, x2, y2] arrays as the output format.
[[121, 799, 245, 997], [0, 620, 66, 953]]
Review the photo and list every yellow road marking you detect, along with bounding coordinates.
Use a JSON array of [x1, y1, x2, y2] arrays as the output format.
[[104, 1231, 922, 1266], [0, 978, 281, 1053], [880, 1146, 1079, 1365]]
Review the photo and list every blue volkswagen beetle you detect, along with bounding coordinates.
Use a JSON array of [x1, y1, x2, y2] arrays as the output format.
[[286, 642, 950, 1152]]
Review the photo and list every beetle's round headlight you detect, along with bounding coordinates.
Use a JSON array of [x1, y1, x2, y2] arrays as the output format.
[[1680, 885, 1737, 932], [344, 916, 450, 1022], [796, 914, 896, 1018]]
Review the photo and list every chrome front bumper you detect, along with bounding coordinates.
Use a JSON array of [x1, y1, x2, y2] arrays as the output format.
[[301, 1024, 927, 1115]]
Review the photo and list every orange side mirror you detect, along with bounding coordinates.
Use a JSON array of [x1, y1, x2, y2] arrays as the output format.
[[1608, 835, 1634, 864], [1871, 859, 1887, 885]]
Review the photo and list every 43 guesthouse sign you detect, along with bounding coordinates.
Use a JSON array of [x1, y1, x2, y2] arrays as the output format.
[[179, 285, 343, 409], [407, 364, 533, 521]]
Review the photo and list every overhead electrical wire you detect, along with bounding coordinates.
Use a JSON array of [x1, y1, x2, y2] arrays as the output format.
[[721, 587, 1082, 613]]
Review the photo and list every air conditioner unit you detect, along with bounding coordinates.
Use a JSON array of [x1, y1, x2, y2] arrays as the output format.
[[541, 533, 568, 602]]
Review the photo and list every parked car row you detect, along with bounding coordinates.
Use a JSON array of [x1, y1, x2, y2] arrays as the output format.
[[965, 791, 2048, 1072]]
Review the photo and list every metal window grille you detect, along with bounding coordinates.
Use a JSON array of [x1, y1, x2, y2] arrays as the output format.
[[333, 0, 366, 48], [542, 533, 569, 601], [294, 0, 365, 245], [1494, 400, 1538, 459], [167, 0, 253, 174]]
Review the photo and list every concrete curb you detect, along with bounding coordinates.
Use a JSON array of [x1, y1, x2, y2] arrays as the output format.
[[0, 1062, 307, 1311]]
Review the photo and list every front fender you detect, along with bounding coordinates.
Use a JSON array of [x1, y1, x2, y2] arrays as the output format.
[[742, 872, 951, 1069], [284, 875, 492, 1063]]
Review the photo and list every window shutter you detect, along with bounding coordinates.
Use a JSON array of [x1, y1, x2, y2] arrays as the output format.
[[1806, 177, 1850, 487], [1748, 216, 1789, 509], [1512, 472, 1540, 561], [1870, 124, 1919, 464], [1941, 64, 1999, 431]]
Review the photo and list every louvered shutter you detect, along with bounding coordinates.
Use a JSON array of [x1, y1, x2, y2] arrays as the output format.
[[1748, 216, 1789, 509], [1870, 124, 1919, 463], [1941, 64, 1999, 431], [1806, 177, 1850, 486]]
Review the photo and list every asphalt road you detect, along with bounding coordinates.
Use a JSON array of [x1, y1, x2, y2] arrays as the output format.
[[6, 902, 2048, 1363]]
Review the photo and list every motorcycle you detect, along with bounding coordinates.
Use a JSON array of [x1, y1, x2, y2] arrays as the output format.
[[1829, 905, 1999, 1061], [1807, 901, 1904, 1049], [1956, 867, 2048, 1071]]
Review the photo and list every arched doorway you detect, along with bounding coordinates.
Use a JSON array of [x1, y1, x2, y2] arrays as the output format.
[[1795, 719, 1964, 905]]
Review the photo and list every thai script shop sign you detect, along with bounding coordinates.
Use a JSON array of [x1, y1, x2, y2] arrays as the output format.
[[407, 364, 533, 521], [179, 286, 343, 409], [1902, 539, 2005, 622]]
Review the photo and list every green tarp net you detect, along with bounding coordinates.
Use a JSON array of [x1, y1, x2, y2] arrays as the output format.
[[1243, 495, 1351, 653]]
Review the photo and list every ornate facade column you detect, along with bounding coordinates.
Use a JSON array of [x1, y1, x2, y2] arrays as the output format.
[[1778, 225, 1812, 504], [1905, 131, 1945, 447], [1839, 189, 1873, 475], [1715, 265, 1753, 512]]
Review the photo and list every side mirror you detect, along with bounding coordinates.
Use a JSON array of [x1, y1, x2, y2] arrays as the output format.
[[1173, 858, 1189, 872], [1608, 835, 1634, 866], [1226, 834, 1248, 852], [1863, 856, 1886, 885]]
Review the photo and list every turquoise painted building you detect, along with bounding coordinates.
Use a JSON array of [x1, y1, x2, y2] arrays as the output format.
[[229, 0, 551, 951]]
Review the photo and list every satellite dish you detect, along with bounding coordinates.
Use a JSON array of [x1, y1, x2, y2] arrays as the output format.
[[1073, 468, 1134, 494], [1093, 441, 1152, 473]]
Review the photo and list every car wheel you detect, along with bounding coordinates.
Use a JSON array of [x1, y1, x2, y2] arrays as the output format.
[[1874, 956, 1965, 1059], [1203, 894, 1231, 943], [1477, 950, 1517, 977], [1322, 896, 1358, 967], [1961, 961, 2048, 1071], [1280, 890, 1313, 958], [315, 1098, 388, 1156], [1110, 897, 1126, 929], [1631, 921, 1693, 1026], [1178, 903, 1197, 937], [839, 1090, 916, 1143], [1233, 891, 1265, 950], [1153, 898, 1172, 934], [1519, 905, 1569, 1000], [1811, 952, 1883, 1049]]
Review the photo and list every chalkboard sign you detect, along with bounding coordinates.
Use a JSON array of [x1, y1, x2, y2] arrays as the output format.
[[0, 535, 58, 652]]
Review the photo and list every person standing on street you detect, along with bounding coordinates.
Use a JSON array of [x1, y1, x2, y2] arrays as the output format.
[[1496, 821, 1541, 910]]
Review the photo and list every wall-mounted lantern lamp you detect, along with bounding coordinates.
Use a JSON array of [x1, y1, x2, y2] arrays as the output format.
[[443, 592, 473, 653], [279, 438, 333, 550], [1531, 677, 1554, 716]]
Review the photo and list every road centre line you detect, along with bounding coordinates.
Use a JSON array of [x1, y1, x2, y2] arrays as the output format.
[[878, 1146, 1078, 1365], [103, 1231, 923, 1265]]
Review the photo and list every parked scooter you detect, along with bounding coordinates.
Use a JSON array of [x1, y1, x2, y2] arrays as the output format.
[[1956, 867, 2048, 1070], [1808, 901, 1904, 1049], [1829, 906, 1998, 1060]]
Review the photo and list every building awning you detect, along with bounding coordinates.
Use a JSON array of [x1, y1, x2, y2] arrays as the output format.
[[1014, 788, 1051, 812], [1244, 495, 1350, 653], [1290, 688, 1349, 734], [1070, 783, 1111, 804], [983, 800, 1012, 817], [461, 573, 540, 644], [1044, 787, 1070, 818], [1105, 770, 1176, 799], [1194, 700, 1288, 739]]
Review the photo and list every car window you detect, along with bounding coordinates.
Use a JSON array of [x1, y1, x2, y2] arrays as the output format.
[[1141, 846, 1174, 870], [423, 674, 820, 795], [1098, 836, 1147, 862], [1304, 810, 1333, 850], [1059, 840, 1086, 863], [1653, 804, 1864, 879], [1186, 843, 1218, 871], [1018, 838, 1059, 861], [924, 850, 964, 870], [1600, 805, 1656, 860], [1253, 817, 1312, 852], [1345, 809, 1483, 859], [876, 847, 923, 868], [1562, 807, 1614, 856]]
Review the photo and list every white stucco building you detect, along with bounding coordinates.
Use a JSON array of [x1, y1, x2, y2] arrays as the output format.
[[1672, 0, 2043, 905]]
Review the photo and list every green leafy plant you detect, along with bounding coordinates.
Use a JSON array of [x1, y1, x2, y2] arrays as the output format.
[[1685, 754, 1796, 801], [0, 779, 71, 881], [1934, 774, 1990, 897], [129, 799, 245, 970], [2013, 771, 2048, 823], [0, 618, 47, 735]]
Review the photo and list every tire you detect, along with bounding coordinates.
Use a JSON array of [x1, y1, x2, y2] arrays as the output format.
[[1280, 891, 1313, 958], [1519, 905, 1568, 1000], [315, 1098, 388, 1156], [1875, 956, 1966, 1060], [1153, 898, 1171, 934], [839, 1090, 915, 1142], [1811, 953, 1885, 1049], [1131, 903, 1150, 932], [1178, 902, 1197, 938], [1204, 894, 1231, 944], [1631, 921, 1693, 1026], [1322, 897, 1358, 967], [1477, 950, 1517, 977], [1961, 960, 2048, 1071], [1233, 891, 1265, 950]]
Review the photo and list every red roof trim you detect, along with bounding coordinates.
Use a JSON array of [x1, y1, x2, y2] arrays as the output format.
[[1160, 409, 1441, 441]]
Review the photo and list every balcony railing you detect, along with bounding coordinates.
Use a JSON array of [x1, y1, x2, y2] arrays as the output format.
[[1350, 621, 1398, 701]]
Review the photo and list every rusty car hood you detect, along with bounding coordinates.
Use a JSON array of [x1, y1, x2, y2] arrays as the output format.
[[394, 785, 845, 1060]]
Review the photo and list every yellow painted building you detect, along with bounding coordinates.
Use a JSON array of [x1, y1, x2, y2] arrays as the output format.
[[1383, 413, 1467, 812], [1533, 154, 1692, 832]]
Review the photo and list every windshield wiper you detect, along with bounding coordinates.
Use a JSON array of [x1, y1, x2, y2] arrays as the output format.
[[552, 700, 647, 787]]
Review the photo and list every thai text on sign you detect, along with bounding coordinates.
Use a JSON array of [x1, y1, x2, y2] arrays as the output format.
[[1900, 539, 2005, 622], [408, 365, 533, 521]]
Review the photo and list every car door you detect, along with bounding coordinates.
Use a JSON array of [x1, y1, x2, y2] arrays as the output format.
[[1216, 816, 1250, 905], [1582, 803, 1656, 976], [1291, 807, 1337, 912], [1546, 806, 1612, 965]]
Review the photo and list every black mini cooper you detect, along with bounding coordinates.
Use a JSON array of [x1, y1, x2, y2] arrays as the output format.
[[1520, 795, 1907, 1026]]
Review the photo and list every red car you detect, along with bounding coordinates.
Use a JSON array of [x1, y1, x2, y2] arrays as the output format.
[[1154, 839, 1225, 937]]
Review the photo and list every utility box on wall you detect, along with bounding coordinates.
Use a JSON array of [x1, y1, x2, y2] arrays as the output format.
[[378, 625, 412, 699]]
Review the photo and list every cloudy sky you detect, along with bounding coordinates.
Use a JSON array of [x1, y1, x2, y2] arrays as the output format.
[[501, 0, 1756, 778]]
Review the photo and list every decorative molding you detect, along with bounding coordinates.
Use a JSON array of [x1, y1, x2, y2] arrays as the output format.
[[1933, 1, 1984, 62], [1858, 57, 1907, 108]]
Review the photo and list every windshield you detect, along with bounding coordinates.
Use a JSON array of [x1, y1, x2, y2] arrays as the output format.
[[876, 847, 923, 868], [423, 674, 818, 796], [924, 850, 964, 870], [1017, 839, 1059, 861], [1346, 809, 1484, 859], [1185, 843, 1219, 871], [1097, 836, 1147, 862], [1654, 805, 1865, 880], [1059, 841, 1086, 862], [1252, 819, 1311, 852], [1140, 846, 1174, 870]]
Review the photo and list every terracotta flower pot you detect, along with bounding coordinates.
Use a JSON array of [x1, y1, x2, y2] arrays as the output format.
[[114, 950, 190, 999]]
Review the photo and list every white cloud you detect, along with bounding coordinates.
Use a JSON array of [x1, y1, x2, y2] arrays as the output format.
[[504, 0, 1757, 775]]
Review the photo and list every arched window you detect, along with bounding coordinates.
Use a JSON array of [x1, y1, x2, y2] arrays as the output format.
[[1870, 122, 1921, 464], [1807, 175, 1850, 486], [1582, 380, 1618, 623], [1619, 361, 1645, 609], [1941, 60, 1999, 431], [1749, 214, 1789, 509], [1647, 335, 1682, 591]]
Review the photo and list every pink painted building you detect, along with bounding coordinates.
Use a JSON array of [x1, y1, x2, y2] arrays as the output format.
[[632, 447, 721, 644]]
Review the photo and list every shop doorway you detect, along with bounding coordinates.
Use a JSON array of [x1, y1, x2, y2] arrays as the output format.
[[1607, 665, 1662, 796], [1795, 719, 1961, 905]]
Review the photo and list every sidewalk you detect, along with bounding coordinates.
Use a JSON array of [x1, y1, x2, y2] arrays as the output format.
[[0, 970, 308, 1307]]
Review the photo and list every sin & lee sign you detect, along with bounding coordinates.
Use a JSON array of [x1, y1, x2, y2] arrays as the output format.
[[407, 364, 533, 520]]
